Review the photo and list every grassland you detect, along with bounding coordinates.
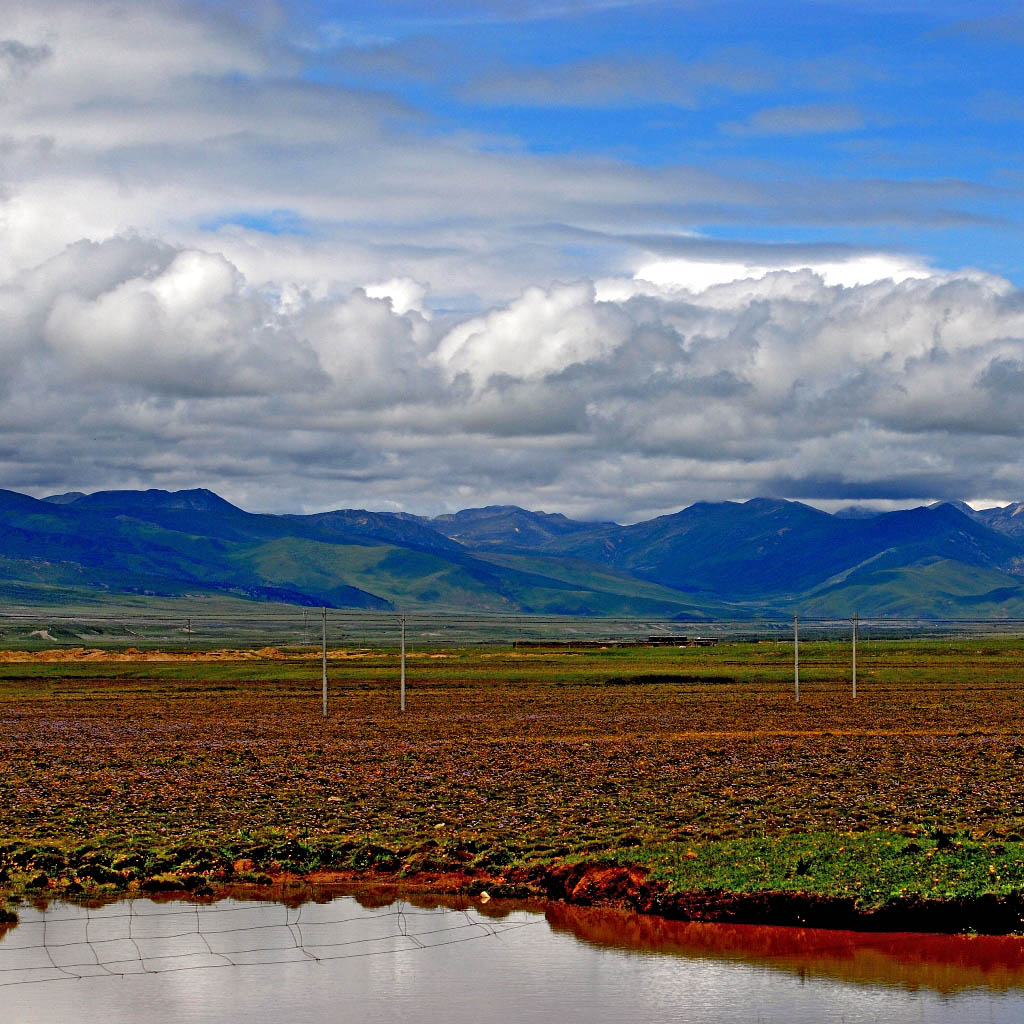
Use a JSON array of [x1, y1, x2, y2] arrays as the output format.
[[2, 636, 1024, 930]]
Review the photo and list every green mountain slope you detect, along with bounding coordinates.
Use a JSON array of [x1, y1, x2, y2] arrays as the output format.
[[799, 559, 1024, 618], [474, 551, 731, 618], [233, 537, 711, 615], [5, 487, 1024, 618], [1, 489, 728, 614], [427, 505, 611, 549], [540, 500, 1024, 600]]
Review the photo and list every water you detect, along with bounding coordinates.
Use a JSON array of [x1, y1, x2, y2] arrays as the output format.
[[3, 892, 1024, 1023]]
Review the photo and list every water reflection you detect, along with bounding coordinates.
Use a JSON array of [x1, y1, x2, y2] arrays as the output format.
[[545, 903, 1024, 995], [3, 893, 1024, 1024], [0, 896, 538, 986]]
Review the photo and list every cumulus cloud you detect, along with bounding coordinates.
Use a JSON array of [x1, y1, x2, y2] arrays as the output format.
[[425, 263, 1024, 517], [3, 228, 1024, 520], [1, 238, 326, 397], [364, 278, 431, 317], [436, 282, 633, 380], [628, 253, 932, 293]]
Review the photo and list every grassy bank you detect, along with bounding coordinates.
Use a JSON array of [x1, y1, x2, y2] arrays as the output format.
[[2, 826, 1023, 905], [4, 828, 1024, 932], [3, 639, 1024, 929]]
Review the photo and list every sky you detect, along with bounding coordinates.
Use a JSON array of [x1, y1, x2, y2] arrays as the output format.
[[1, 0, 1023, 521]]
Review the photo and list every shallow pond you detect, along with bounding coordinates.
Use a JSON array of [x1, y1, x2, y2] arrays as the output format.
[[4, 892, 1024, 1023]]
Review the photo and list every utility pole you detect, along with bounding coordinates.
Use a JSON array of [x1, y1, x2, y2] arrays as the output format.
[[400, 614, 406, 712], [322, 607, 328, 719], [794, 612, 799, 703], [852, 611, 858, 699]]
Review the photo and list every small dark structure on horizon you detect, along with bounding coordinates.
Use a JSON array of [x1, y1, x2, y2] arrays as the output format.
[[512, 635, 718, 650]]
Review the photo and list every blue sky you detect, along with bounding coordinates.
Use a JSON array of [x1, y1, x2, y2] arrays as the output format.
[[273, 0, 1024, 281], [2, 1, 1024, 517]]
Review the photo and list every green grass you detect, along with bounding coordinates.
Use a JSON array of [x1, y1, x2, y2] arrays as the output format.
[[3, 829, 1023, 918], [619, 832, 1024, 908]]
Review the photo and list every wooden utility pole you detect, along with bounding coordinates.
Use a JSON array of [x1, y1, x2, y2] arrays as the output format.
[[852, 611, 858, 698], [322, 607, 328, 719], [400, 615, 406, 712], [794, 612, 800, 702]]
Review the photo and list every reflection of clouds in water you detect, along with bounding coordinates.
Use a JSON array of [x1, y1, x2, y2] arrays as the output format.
[[0, 898, 539, 986], [3, 897, 1024, 1024]]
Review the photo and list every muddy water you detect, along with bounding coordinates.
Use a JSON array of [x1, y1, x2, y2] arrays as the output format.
[[4, 894, 1024, 1023]]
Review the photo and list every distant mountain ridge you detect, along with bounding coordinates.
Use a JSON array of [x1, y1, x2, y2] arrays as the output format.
[[2, 487, 1024, 617], [427, 505, 615, 549], [973, 502, 1024, 539]]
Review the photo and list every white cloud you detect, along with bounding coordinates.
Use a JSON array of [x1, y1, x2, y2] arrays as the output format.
[[364, 278, 431, 317], [461, 52, 771, 109], [1, 1, 1023, 519], [723, 102, 866, 136], [435, 282, 632, 381], [1, 238, 326, 397], [0, 0, 998, 310], [631, 253, 933, 294], [5, 226, 1024, 518]]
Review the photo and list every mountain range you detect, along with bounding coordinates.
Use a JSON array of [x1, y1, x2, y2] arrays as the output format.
[[4, 486, 1024, 618]]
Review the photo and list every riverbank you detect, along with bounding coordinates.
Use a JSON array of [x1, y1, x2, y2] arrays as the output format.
[[4, 828, 1024, 934]]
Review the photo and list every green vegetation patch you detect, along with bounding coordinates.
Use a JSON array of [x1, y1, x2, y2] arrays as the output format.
[[620, 831, 1024, 910], [601, 673, 736, 686]]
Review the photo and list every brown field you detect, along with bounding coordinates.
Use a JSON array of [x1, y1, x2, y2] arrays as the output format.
[[3, 639, 1024, 846], [2, 637, 1024, 915]]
